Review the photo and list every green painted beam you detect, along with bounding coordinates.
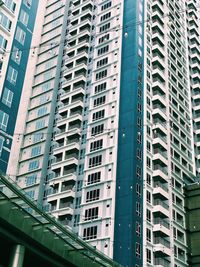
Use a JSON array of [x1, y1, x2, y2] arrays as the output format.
[[0, 174, 121, 267]]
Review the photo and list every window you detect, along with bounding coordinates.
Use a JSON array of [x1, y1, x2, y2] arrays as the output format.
[[23, 0, 32, 8], [146, 209, 151, 222], [86, 189, 100, 202], [33, 132, 44, 143], [97, 45, 109, 56], [0, 137, 4, 156], [101, 1, 111, 11], [146, 249, 151, 264], [94, 96, 106, 107], [4, 0, 16, 13], [94, 82, 106, 94], [96, 69, 107, 80], [35, 119, 45, 130], [136, 221, 141, 236], [146, 191, 151, 204], [85, 207, 98, 221], [37, 106, 47, 117], [0, 34, 7, 50], [28, 160, 39, 171], [137, 148, 142, 160], [19, 9, 29, 26], [136, 165, 142, 178], [26, 190, 35, 199], [91, 124, 104, 136], [2, 88, 13, 107], [92, 110, 105, 121], [89, 155, 102, 168], [87, 172, 101, 185], [100, 12, 111, 22], [90, 139, 103, 152], [99, 23, 110, 33], [75, 197, 81, 208], [147, 228, 151, 242], [136, 183, 141, 197], [0, 12, 12, 31], [7, 66, 18, 85], [26, 174, 37, 186], [99, 34, 109, 44], [136, 202, 141, 217], [11, 47, 22, 64], [83, 226, 97, 240], [0, 110, 9, 131], [135, 243, 141, 258], [96, 57, 108, 68], [31, 146, 41, 157], [15, 27, 26, 45]]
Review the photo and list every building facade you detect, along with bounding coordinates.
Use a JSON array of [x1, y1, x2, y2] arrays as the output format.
[[7, 0, 200, 267], [0, 0, 39, 172]]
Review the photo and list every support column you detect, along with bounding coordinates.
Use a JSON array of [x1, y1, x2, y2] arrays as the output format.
[[9, 244, 25, 267]]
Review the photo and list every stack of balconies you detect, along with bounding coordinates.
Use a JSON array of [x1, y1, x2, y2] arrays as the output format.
[[47, 0, 95, 224], [187, 1, 200, 173]]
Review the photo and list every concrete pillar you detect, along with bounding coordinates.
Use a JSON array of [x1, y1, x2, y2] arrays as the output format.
[[9, 244, 25, 267]]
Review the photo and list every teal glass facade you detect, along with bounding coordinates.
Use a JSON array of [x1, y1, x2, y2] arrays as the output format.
[[114, 0, 144, 266]]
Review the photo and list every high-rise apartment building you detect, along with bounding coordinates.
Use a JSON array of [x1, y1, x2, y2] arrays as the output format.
[[7, 0, 200, 266], [0, 0, 39, 172]]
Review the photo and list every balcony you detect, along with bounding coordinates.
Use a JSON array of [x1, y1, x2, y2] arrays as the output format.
[[153, 237, 171, 256], [153, 165, 168, 182], [153, 218, 170, 237], [154, 258, 170, 267], [153, 181, 169, 199], [153, 148, 168, 166], [153, 200, 169, 217]]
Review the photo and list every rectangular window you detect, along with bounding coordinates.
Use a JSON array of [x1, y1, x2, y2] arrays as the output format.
[[101, 1, 111, 11], [85, 207, 98, 221], [136, 202, 141, 217], [4, 0, 16, 12], [94, 82, 106, 94], [37, 106, 47, 117], [146, 249, 151, 264], [33, 132, 44, 143], [99, 23, 110, 33], [96, 57, 108, 68], [0, 12, 12, 31], [28, 160, 39, 171], [35, 119, 45, 130], [83, 226, 97, 240], [87, 172, 101, 185], [7, 66, 18, 85], [11, 46, 22, 64], [19, 9, 29, 26], [93, 96, 106, 107], [92, 110, 105, 121], [136, 221, 141, 236], [100, 12, 111, 22], [88, 155, 102, 168], [136, 243, 141, 258], [2, 88, 13, 107], [86, 189, 100, 202], [31, 146, 41, 157], [90, 139, 103, 152], [98, 34, 109, 44], [0, 34, 8, 50], [26, 174, 37, 186], [26, 190, 35, 199], [15, 27, 26, 45], [96, 69, 107, 80], [97, 45, 109, 56], [91, 124, 104, 136], [0, 137, 4, 156], [0, 110, 9, 131]]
